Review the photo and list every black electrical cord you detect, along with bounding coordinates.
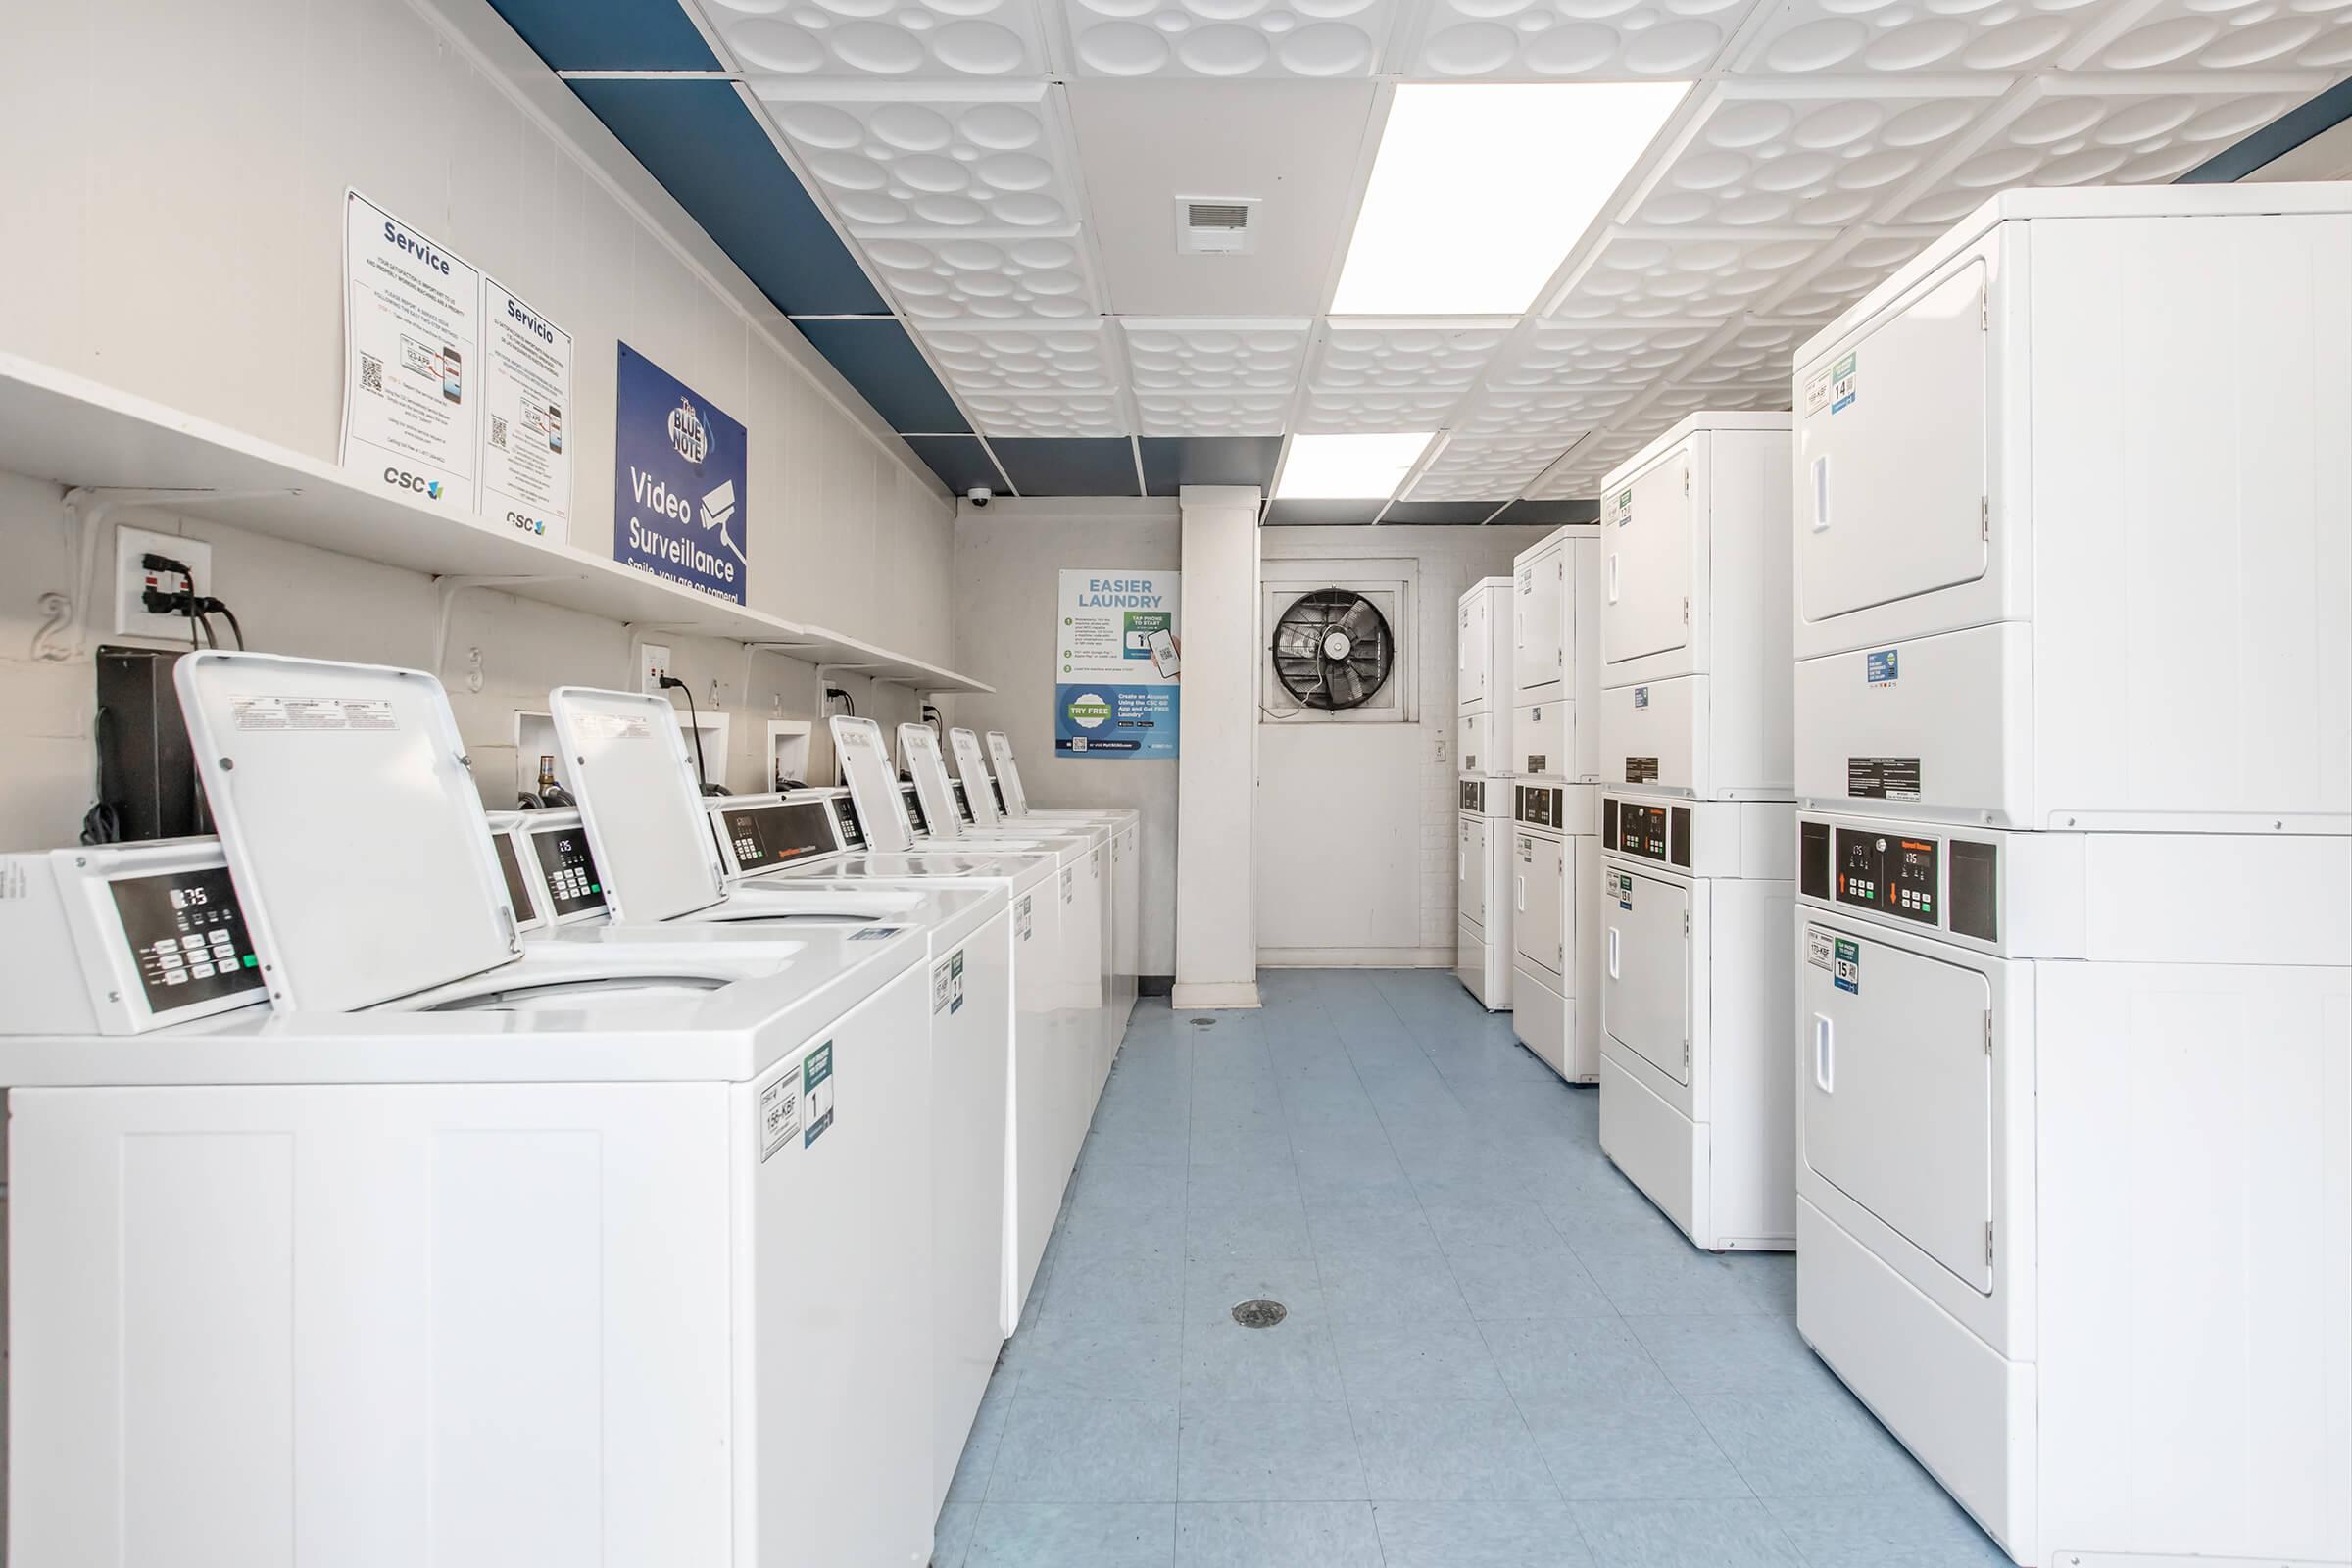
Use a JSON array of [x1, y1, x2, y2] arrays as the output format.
[[658, 675, 719, 797], [209, 603, 245, 649]]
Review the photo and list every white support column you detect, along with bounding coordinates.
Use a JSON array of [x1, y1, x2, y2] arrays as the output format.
[[1172, 485, 1261, 1009]]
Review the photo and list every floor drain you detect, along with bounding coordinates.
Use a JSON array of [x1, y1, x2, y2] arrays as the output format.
[[1190, 1016, 1216, 1027], [1231, 1298, 1287, 1329]]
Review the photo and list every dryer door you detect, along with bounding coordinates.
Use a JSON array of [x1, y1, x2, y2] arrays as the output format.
[[1796, 260, 1990, 626], [1604, 865, 1690, 1085], [1799, 921, 1994, 1294], [1514, 546, 1562, 697], [1512, 831, 1562, 982], [1459, 814, 1490, 936], [1603, 447, 1693, 666]]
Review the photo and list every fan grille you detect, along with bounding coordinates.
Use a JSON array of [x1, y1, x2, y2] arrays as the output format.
[[1271, 589, 1395, 711]]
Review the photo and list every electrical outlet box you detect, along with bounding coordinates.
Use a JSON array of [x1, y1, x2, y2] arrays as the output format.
[[639, 643, 672, 695], [115, 527, 213, 643]]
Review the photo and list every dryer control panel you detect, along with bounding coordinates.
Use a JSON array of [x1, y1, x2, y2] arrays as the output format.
[[1460, 780, 1484, 811], [1514, 783, 1565, 828], [1600, 796, 1691, 868], [1800, 818, 1997, 941]]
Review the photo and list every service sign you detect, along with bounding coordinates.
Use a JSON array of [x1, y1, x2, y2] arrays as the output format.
[[340, 190, 480, 510], [1054, 569, 1180, 760], [613, 342, 749, 604]]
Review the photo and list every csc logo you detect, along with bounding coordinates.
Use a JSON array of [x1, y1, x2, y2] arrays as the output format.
[[505, 511, 547, 537], [384, 467, 443, 500]]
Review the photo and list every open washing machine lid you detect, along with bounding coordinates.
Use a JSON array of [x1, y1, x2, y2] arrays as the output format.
[[950, 728, 1004, 826], [832, 715, 918, 853], [901, 722, 971, 843], [177, 652, 522, 1012], [984, 731, 1030, 816], [551, 687, 728, 925]]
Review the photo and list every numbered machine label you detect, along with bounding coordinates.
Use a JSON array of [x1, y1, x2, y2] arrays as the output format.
[[933, 948, 966, 1015], [802, 1041, 836, 1148], [759, 1072, 802, 1162], [1017, 894, 1034, 942], [1613, 871, 1633, 910], [1061, 867, 1074, 906]]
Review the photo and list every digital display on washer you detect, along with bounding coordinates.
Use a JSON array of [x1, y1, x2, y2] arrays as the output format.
[[529, 826, 607, 918], [723, 801, 835, 871], [493, 832, 536, 919], [1834, 829, 1881, 909], [900, 782, 928, 834], [110, 866, 265, 1009], [835, 795, 864, 848], [951, 779, 973, 822]]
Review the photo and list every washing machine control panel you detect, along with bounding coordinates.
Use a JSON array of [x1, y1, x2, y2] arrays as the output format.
[[835, 795, 864, 848], [951, 779, 974, 823], [722, 800, 838, 873], [111, 864, 266, 1010], [1804, 818, 1998, 942], [900, 782, 929, 835], [528, 825, 608, 919]]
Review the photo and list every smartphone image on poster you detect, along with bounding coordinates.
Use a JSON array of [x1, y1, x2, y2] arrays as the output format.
[[548, 405, 564, 452], [1148, 628, 1179, 678], [442, 347, 463, 403]]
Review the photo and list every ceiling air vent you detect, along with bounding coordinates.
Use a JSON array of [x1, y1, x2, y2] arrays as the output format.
[[1176, 197, 1257, 257]]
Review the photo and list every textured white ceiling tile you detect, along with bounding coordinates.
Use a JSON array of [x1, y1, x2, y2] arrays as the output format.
[[1734, 0, 2115, 75], [1548, 230, 1828, 323], [965, 392, 1133, 437], [754, 83, 1081, 236], [1885, 81, 2323, 228], [1406, 0, 1758, 79], [707, 0, 1049, 76], [1528, 428, 1650, 498], [1456, 386, 1631, 437], [1760, 228, 1936, 320], [2067, 0, 2352, 74], [918, 322, 1120, 395], [1671, 318, 1808, 405], [1309, 320, 1515, 393], [1059, 0, 1398, 78], [1490, 322, 1714, 388], [1120, 319, 1311, 394], [1623, 83, 2004, 231], [1298, 387, 1468, 433], [1410, 433, 1572, 500], [864, 234, 1101, 320], [1136, 393, 1293, 436]]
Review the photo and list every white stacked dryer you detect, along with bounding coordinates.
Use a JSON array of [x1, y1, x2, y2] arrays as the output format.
[[1456, 575, 1514, 1008], [1509, 525, 1603, 1080], [1790, 186, 2352, 1567], [1594, 413, 1795, 1253]]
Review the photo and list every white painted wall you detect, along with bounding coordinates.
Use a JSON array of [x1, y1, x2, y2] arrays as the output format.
[[946, 498, 1180, 975], [0, 0, 955, 657], [1174, 487, 1262, 1009], [1256, 526, 1549, 966], [0, 0, 954, 848]]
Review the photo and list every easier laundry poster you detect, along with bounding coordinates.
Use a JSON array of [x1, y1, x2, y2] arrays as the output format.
[[613, 342, 749, 605], [1055, 570, 1179, 760]]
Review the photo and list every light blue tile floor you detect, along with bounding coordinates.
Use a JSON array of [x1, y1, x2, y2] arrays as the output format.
[[936, 968, 2008, 1568]]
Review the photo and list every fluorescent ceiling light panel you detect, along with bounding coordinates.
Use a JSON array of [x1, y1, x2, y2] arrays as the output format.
[[1333, 82, 1690, 316], [1275, 432, 1435, 499]]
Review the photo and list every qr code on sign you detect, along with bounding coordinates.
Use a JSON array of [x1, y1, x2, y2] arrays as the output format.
[[359, 354, 383, 394], [489, 415, 507, 449]]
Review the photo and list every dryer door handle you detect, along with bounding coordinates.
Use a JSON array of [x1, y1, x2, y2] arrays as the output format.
[[1606, 553, 1620, 604], [1606, 926, 1620, 979], [1812, 1013, 1835, 1094], [1515, 874, 1526, 913]]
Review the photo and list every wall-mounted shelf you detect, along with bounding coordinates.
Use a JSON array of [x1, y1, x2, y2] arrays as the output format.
[[0, 352, 991, 694]]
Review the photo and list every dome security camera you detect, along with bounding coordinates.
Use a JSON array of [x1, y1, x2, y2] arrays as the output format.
[[966, 487, 992, 508]]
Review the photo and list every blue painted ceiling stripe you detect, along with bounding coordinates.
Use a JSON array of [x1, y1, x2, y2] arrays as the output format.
[[1140, 437, 1282, 495], [989, 438, 1143, 498], [2181, 77, 2352, 182], [795, 319, 970, 434], [566, 79, 889, 318], [1491, 498, 1601, 525], [903, 436, 1006, 494], [485, 0, 719, 72]]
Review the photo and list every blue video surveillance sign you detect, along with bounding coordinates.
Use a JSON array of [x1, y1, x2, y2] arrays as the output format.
[[613, 342, 749, 605]]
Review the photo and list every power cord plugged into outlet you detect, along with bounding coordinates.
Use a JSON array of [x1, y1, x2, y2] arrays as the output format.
[[139, 554, 244, 649], [658, 674, 726, 798]]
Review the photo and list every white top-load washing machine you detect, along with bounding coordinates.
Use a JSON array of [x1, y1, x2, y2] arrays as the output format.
[[487, 805, 1013, 1520], [1791, 185, 2352, 833], [721, 717, 1102, 1329], [978, 727, 1141, 1031], [910, 724, 1119, 1102], [0, 653, 941, 1568], [1793, 813, 2350, 1566], [1510, 526, 1602, 1078], [1594, 413, 1796, 1253]]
